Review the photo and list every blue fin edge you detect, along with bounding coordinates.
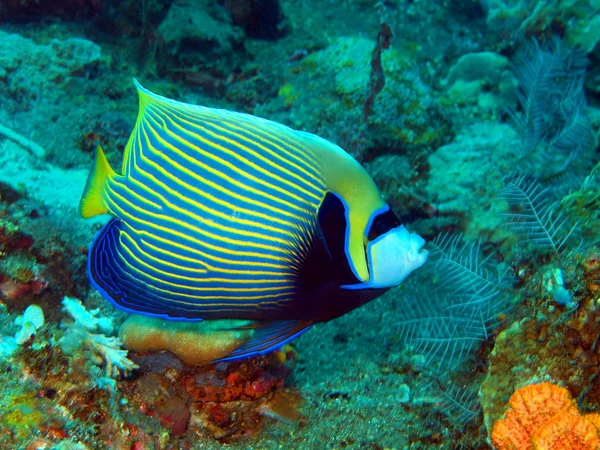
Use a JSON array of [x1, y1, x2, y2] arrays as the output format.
[[88, 219, 204, 322]]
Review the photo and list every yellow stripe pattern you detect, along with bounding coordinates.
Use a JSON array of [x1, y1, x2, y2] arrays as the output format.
[[91, 82, 332, 319]]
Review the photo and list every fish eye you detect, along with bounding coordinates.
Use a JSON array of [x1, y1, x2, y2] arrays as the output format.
[[367, 208, 401, 241]]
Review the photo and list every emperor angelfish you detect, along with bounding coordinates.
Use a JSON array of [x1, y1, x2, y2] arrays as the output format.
[[80, 80, 428, 361]]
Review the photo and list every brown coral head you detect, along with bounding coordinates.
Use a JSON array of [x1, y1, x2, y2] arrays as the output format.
[[583, 251, 600, 273]]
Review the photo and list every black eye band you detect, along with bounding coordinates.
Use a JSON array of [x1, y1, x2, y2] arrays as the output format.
[[367, 209, 400, 241]]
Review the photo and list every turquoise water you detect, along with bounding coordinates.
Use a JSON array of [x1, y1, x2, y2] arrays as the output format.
[[0, 1, 599, 449]]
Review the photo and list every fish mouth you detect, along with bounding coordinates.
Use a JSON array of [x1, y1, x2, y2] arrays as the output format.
[[410, 238, 429, 265], [409, 233, 427, 254]]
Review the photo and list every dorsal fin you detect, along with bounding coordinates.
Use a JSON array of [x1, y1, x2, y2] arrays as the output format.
[[133, 78, 162, 111]]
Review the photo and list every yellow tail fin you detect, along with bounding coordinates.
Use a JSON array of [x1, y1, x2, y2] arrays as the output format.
[[79, 145, 115, 218]]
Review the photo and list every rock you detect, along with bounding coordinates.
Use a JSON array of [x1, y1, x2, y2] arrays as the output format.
[[157, 0, 243, 74], [0, 0, 104, 21], [0, 31, 103, 162], [425, 122, 520, 238], [223, 0, 285, 40], [443, 52, 517, 112], [0, 30, 101, 92], [486, 0, 600, 53], [0, 140, 94, 218]]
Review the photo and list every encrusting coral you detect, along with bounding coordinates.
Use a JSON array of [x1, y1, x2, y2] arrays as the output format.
[[119, 314, 262, 364], [491, 382, 600, 450]]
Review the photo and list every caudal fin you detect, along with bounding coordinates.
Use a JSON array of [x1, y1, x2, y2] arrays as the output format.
[[79, 145, 115, 218]]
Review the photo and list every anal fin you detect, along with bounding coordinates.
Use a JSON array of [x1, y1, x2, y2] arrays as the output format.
[[214, 320, 313, 362]]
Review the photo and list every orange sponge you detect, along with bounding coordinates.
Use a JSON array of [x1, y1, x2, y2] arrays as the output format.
[[532, 407, 599, 450], [491, 382, 600, 450]]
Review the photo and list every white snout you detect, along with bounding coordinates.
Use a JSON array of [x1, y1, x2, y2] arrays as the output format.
[[344, 225, 428, 290]]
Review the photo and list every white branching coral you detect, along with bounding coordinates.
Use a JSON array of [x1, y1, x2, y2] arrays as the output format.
[[87, 334, 138, 378], [61, 296, 113, 334], [58, 296, 138, 379]]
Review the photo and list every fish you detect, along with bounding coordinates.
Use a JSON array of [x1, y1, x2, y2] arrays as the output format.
[[79, 80, 428, 362]]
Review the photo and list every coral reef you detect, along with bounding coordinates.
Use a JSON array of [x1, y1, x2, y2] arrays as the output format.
[[479, 244, 600, 440], [125, 349, 300, 441], [0, 303, 126, 448], [0, 292, 302, 448], [258, 35, 451, 161], [0, 0, 600, 448]]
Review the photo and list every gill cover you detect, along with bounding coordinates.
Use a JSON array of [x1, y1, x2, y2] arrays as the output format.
[[344, 226, 428, 290]]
